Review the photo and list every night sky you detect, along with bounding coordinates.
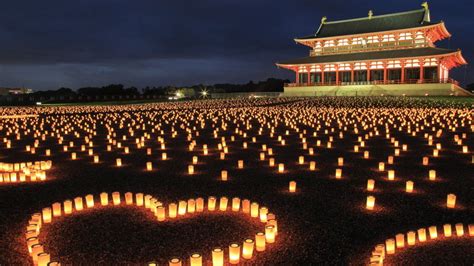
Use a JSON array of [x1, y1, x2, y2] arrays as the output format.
[[0, 0, 472, 90]]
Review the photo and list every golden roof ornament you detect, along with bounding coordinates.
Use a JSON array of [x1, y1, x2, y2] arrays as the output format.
[[321, 16, 327, 24], [368, 10, 373, 19]]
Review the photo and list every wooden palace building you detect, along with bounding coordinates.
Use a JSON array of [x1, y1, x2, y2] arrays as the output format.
[[277, 3, 471, 96]]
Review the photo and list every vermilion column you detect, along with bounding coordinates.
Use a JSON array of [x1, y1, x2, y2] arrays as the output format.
[[383, 62, 387, 84], [419, 62, 424, 83], [295, 71, 299, 84], [322, 68, 325, 84], [336, 68, 339, 85], [367, 67, 371, 83], [351, 66, 354, 83], [401, 62, 405, 83]]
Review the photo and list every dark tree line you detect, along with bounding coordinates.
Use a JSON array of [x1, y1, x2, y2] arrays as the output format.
[[27, 78, 289, 98]]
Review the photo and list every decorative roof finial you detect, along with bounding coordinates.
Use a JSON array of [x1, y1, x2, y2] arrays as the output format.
[[368, 10, 373, 19], [321, 16, 327, 24], [421, 2, 429, 10]]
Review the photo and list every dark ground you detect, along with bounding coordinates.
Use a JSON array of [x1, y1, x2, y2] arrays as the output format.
[[0, 98, 472, 265]]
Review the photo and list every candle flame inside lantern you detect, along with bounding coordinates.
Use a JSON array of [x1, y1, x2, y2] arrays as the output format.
[[407, 231, 416, 246], [289, 181, 296, 193]]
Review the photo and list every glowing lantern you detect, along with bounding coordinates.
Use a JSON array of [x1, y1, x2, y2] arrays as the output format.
[[192, 156, 198, 164], [64, 200, 73, 214], [418, 228, 427, 242], [157, 206, 166, 221], [52, 203, 61, 217], [242, 200, 250, 213], [387, 156, 394, 164], [455, 223, 464, 236], [428, 226, 438, 239], [298, 156, 304, 164], [255, 232, 266, 252], [250, 202, 259, 218], [232, 197, 240, 212], [385, 239, 395, 254], [242, 238, 254, 259], [136, 193, 144, 206], [85, 194, 94, 208], [116, 158, 122, 167], [189, 253, 202, 266], [100, 192, 109, 206], [162, 153, 167, 160], [366, 196, 375, 210], [406, 181, 414, 193], [367, 179, 375, 191], [208, 197, 217, 211], [462, 145, 468, 153], [37, 252, 50, 266], [433, 149, 439, 157], [269, 158, 275, 167], [112, 192, 121, 205], [407, 231, 416, 245], [395, 234, 405, 248], [387, 170, 395, 180], [27, 237, 39, 253], [259, 207, 268, 222], [338, 157, 343, 166], [444, 224, 452, 237], [146, 162, 153, 171], [238, 160, 244, 169], [212, 248, 224, 266], [188, 199, 196, 213], [229, 243, 241, 264], [42, 208, 52, 223], [335, 169, 342, 179], [447, 194, 456, 208], [278, 163, 284, 173], [422, 156, 429, 165], [168, 203, 178, 218], [289, 181, 296, 193], [378, 162, 385, 171], [125, 192, 133, 205], [74, 197, 84, 211], [196, 198, 204, 212], [265, 225, 275, 243], [221, 170, 228, 181], [94, 155, 99, 163], [71, 152, 76, 160], [469, 224, 474, 236], [364, 151, 369, 159], [309, 161, 316, 171], [169, 258, 182, 266], [188, 165, 194, 175], [429, 170, 436, 181], [219, 197, 228, 211], [260, 152, 265, 161]]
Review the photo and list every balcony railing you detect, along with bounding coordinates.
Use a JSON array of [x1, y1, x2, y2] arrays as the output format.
[[285, 78, 459, 87], [310, 40, 429, 56]]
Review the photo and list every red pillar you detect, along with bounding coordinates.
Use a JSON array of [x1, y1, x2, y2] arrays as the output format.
[[295, 71, 299, 84], [383, 64, 387, 84], [419, 62, 424, 83], [401, 62, 405, 83], [367, 67, 371, 83], [322, 68, 325, 84], [336, 67, 339, 85], [351, 66, 354, 83]]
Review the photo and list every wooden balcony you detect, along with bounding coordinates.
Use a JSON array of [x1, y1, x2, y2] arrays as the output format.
[[285, 78, 459, 87], [310, 40, 429, 56]]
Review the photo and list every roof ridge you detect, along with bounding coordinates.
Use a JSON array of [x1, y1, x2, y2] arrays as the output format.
[[325, 8, 425, 25]]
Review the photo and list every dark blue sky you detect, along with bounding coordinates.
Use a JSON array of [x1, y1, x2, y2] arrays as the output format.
[[0, 0, 472, 90]]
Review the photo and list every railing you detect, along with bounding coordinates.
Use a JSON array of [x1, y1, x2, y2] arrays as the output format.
[[285, 78, 459, 87], [310, 40, 429, 56]]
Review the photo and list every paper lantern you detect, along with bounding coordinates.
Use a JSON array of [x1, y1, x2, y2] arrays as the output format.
[[168, 203, 178, 218], [188, 199, 196, 213], [422, 156, 429, 165], [444, 224, 452, 237], [192, 156, 198, 164], [94, 155, 99, 163], [116, 158, 122, 167], [212, 248, 224, 266], [146, 162, 153, 171], [309, 148, 314, 155], [71, 152, 77, 160], [189, 253, 202, 266], [429, 170, 436, 181], [162, 153, 167, 160], [366, 196, 375, 210], [378, 162, 385, 171], [52, 203, 61, 217], [385, 239, 395, 254], [406, 181, 414, 193], [255, 232, 266, 252], [31, 244, 44, 262], [242, 200, 250, 213], [85, 194, 94, 208], [157, 206, 166, 221], [387, 156, 394, 164], [468, 224, 474, 236], [188, 165, 194, 175], [221, 170, 228, 181], [220, 152, 225, 160], [42, 208, 52, 223], [112, 192, 121, 205], [338, 157, 343, 166], [433, 149, 439, 157], [335, 169, 342, 179], [208, 197, 217, 211], [125, 192, 133, 205], [232, 197, 240, 212], [196, 198, 204, 212], [269, 158, 275, 167], [259, 207, 268, 222], [429, 226, 438, 239], [289, 181, 296, 193], [364, 151, 369, 159], [250, 202, 259, 218], [309, 161, 316, 171], [462, 145, 468, 153], [64, 200, 73, 214], [242, 238, 254, 259], [278, 163, 284, 173], [169, 258, 182, 266], [45, 149, 51, 156], [395, 233, 405, 248], [37, 252, 50, 266], [455, 223, 464, 236], [417, 228, 427, 242], [387, 170, 395, 180], [74, 197, 84, 211], [265, 225, 275, 243], [447, 194, 456, 208], [238, 160, 244, 169], [136, 193, 144, 206], [407, 231, 416, 245], [27, 237, 39, 253], [298, 156, 304, 164], [219, 197, 228, 211], [367, 179, 375, 191], [229, 243, 241, 264], [100, 192, 108, 206]]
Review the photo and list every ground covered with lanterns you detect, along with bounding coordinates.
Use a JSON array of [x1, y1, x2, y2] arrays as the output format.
[[0, 97, 472, 265]]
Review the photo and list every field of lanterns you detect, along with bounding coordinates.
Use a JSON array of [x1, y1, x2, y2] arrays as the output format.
[[0, 97, 472, 265]]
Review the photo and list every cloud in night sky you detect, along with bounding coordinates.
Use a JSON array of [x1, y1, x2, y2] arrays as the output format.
[[0, 0, 472, 90]]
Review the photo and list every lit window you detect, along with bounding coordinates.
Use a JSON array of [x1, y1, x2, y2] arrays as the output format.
[[387, 60, 401, 69], [352, 37, 365, 45], [354, 62, 367, 70], [337, 39, 349, 46], [382, 34, 395, 42], [399, 33, 413, 41], [405, 59, 420, 68], [367, 36, 379, 43], [324, 40, 336, 47], [310, 65, 322, 72], [423, 58, 438, 66], [338, 63, 351, 71], [324, 64, 336, 71], [370, 61, 384, 69]]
